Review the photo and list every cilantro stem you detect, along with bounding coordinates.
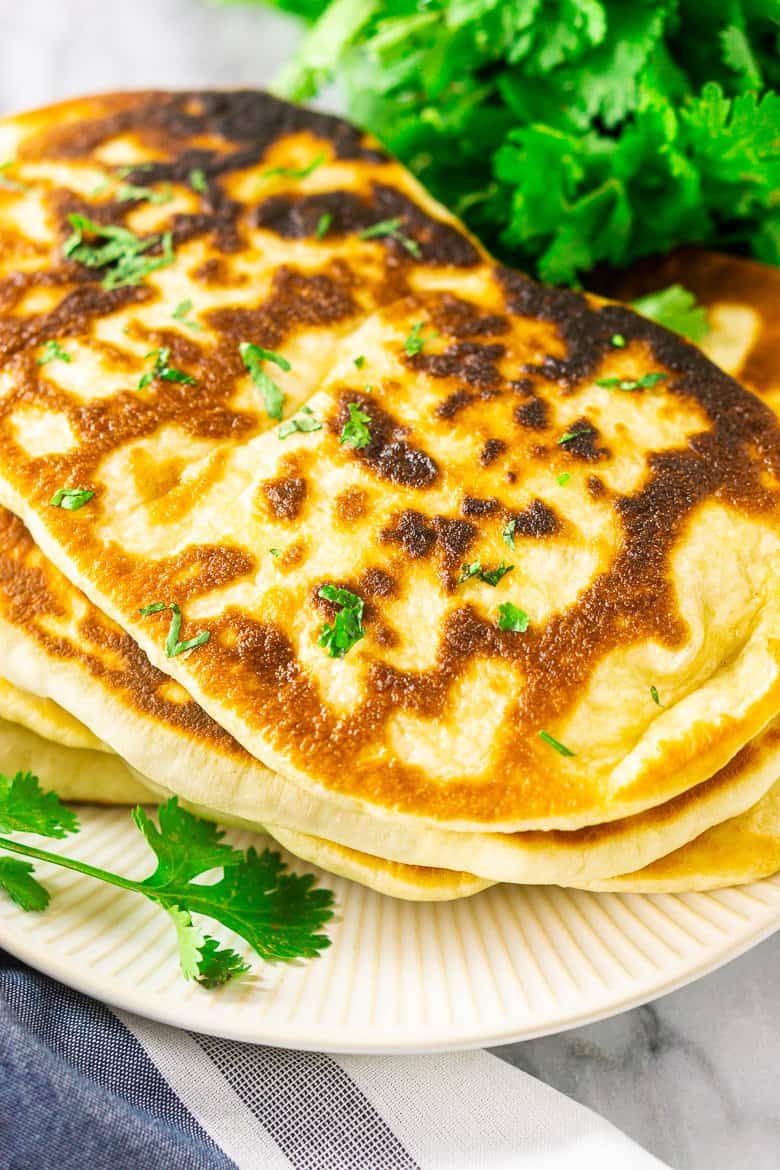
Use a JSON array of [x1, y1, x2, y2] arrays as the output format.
[[0, 835, 141, 893]]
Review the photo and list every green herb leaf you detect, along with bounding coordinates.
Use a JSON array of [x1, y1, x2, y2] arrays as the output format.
[[172, 299, 202, 331], [270, 547, 282, 558], [650, 685, 663, 707], [558, 427, 592, 446], [0, 772, 79, 838], [353, 355, 366, 369], [502, 519, 516, 549], [116, 182, 173, 206], [596, 372, 667, 391], [0, 857, 50, 911], [340, 402, 372, 449], [0, 785, 334, 984], [538, 730, 575, 758], [556, 472, 571, 486], [37, 340, 72, 366], [315, 211, 333, 239], [497, 602, 529, 632], [63, 214, 174, 289], [138, 347, 197, 390], [49, 488, 94, 511], [139, 601, 210, 658], [611, 334, 626, 348], [189, 168, 208, 194], [457, 559, 513, 587], [631, 284, 711, 343], [359, 217, 420, 258], [403, 322, 429, 357], [278, 405, 322, 439], [263, 154, 325, 180], [317, 583, 365, 658], [239, 342, 290, 421]]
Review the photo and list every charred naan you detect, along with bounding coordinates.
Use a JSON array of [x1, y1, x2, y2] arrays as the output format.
[[1, 508, 779, 889], [0, 92, 777, 842]]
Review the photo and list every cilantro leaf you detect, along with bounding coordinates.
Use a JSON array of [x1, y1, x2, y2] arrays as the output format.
[[538, 730, 575, 757], [403, 322, 431, 357], [0, 771, 79, 837], [497, 602, 529, 632], [49, 488, 94, 511], [189, 168, 208, 194], [0, 857, 50, 912], [650, 684, 663, 707], [172, 299, 202, 331], [263, 154, 325, 180], [139, 347, 197, 390], [117, 182, 173, 206], [318, 583, 365, 658], [359, 218, 421, 258], [315, 212, 333, 239], [595, 372, 667, 391], [457, 560, 513, 587], [0, 787, 334, 986], [340, 402, 372, 449], [63, 214, 175, 289], [138, 601, 210, 658], [631, 284, 710, 343], [37, 340, 71, 366], [502, 519, 516, 549], [278, 405, 323, 439], [239, 342, 290, 421]]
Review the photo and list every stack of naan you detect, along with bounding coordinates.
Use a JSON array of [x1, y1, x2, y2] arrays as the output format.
[[0, 91, 777, 901]]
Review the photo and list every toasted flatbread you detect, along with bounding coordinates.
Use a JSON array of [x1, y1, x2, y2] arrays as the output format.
[[0, 93, 776, 841]]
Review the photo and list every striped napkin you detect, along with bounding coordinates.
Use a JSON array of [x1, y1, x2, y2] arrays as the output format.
[[0, 949, 670, 1169]]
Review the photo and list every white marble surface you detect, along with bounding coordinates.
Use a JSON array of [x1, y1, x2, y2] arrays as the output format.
[[1, 2, 777, 1167]]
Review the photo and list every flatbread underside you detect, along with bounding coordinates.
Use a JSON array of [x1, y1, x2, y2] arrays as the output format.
[[0, 92, 775, 838]]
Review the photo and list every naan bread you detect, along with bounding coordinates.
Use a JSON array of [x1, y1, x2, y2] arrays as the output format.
[[0, 92, 776, 838], [2, 508, 778, 888], [0, 675, 105, 752]]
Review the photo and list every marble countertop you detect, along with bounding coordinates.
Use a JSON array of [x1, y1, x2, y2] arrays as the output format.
[[1, 2, 776, 1166]]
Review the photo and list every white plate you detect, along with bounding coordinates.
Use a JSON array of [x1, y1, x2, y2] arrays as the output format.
[[1, 806, 778, 1052]]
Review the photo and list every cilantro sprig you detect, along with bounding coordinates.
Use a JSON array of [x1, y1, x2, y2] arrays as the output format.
[[0, 773, 334, 985], [631, 285, 711, 343], [37, 340, 71, 366], [138, 347, 196, 390], [139, 601, 210, 658], [239, 342, 291, 421], [318, 583, 365, 658], [457, 560, 513, 587], [278, 405, 322, 439], [596, 372, 667, 392], [358, 218, 421, 258], [63, 214, 175, 289], [49, 488, 94, 511], [340, 402, 372, 449]]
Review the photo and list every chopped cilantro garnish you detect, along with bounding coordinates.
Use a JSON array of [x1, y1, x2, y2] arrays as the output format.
[[317, 584, 365, 658], [457, 559, 513, 587], [340, 402, 372, 449], [557, 472, 571, 486], [269, 548, 282, 558], [502, 519, 516, 549], [403, 322, 430, 357], [263, 154, 325, 180], [354, 355, 366, 369], [315, 212, 333, 239], [117, 182, 173, 205], [650, 685, 663, 707], [37, 340, 71, 366], [189, 168, 208, 194], [172, 299, 201, 331], [611, 334, 626, 348], [239, 342, 290, 421], [539, 730, 575, 757], [63, 214, 174, 289], [0, 774, 333, 984], [49, 488, 94, 511], [558, 427, 592, 446], [596, 372, 667, 391], [139, 348, 196, 390], [358, 217, 421, 258], [139, 601, 210, 658], [632, 284, 710, 343], [497, 603, 529, 632], [278, 405, 322, 439]]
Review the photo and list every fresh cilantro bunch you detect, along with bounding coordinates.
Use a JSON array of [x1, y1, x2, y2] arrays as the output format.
[[0, 771, 334, 988], [256, 0, 780, 284]]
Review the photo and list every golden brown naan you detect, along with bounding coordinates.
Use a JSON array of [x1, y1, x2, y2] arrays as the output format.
[[0, 92, 776, 844]]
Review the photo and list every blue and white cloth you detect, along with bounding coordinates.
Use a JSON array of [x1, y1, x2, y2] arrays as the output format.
[[0, 950, 670, 1169]]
